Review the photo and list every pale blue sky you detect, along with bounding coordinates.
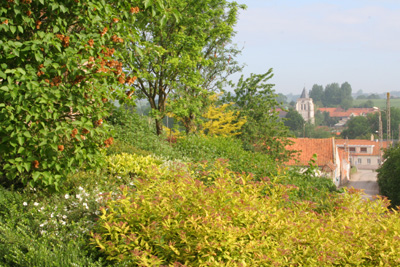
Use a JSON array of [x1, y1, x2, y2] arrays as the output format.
[[232, 0, 400, 95]]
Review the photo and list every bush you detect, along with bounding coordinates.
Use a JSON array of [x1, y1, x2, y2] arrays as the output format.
[[92, 158, 400, 266], [0, 186, 104, 266], [0, 0, 139, 189], [377, 144, 400, 207], [174, 135, 277, 178], [108, 107, 181, 159]]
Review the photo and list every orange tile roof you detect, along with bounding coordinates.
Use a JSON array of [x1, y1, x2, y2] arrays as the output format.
[[335, 139, 388, 156], [318, 107, 378, 118], [285, 138, 335, 167]]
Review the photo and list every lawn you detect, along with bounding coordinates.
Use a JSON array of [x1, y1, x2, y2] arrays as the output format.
[[353, 98, 400, 109]]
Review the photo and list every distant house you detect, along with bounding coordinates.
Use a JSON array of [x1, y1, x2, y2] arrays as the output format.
[[317, 107, 380, 132], [318, 107, 379, 119], [335, 139, 388, 170], [285, 138, 349, 186]]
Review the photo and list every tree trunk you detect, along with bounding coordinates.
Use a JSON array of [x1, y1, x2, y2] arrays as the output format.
[[155, 118, 163, 136]]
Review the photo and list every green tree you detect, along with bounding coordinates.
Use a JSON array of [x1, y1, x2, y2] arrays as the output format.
[[0, 0, 153, 188], [310, 84, 324, 106], [124, 0, 245, 135], [377, 144, 400, 208], [341, 116, 371, 139], [284, 108, 305, 136], [224, 69, 292, 161], [368, 107, 400, 140], [324, 83, 341, 106], [340, 82, 353, 109]]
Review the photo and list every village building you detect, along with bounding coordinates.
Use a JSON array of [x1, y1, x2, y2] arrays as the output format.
[[335, 139, 388, 170], [285, 138, 349, 187], [318, 107, 379, 130], [295, 88, 315, 124]]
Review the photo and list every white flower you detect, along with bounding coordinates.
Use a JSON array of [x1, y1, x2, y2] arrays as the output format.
[[33, 202, 39, 206], [23, 202, 28, 206], [50, 213, 54, 218], [83, 203, 89, 209], [60, 220, 66, 225], [76, 194, 82, 200], [65, 194, 70, 199], [62, 215, 67, 219], [40, 223, 45, 227], [78, 186, 84, 191]]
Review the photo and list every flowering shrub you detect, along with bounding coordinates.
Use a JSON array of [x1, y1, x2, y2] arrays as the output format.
[[0, 0, 163, 189], [92, 159, 400, 266]]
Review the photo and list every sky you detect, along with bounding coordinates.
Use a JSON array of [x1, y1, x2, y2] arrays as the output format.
[[231, 0, 400, 95]]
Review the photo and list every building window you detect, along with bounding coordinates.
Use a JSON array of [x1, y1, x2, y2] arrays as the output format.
[[360, 147, 367, 153], [349, 147, 356, 152], [367, 158, 371, 164], [358, 158, 362, 164]]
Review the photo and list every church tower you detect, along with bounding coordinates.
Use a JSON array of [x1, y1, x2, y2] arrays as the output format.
[[296, 87, 315, 124]]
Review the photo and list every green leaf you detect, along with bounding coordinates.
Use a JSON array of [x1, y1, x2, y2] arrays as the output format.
[[24, 162, 31, 172], [18, 26, 23, 33], [17, 136, 25, 146], [17, 68, 26, 75], [32, 171, 40, 181], [10, 26, 16, 34], [160, 15, 167, 27], [23, 131, 32, 138], [16, 163, 23, 173], [144, 0, 152, 9], [60, 5, 68, 13]]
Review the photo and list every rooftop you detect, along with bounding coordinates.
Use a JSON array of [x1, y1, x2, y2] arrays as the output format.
[[285, 138, 335, 167]]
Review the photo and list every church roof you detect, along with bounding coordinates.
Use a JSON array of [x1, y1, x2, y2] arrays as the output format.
[[300, 87, 309, 98]]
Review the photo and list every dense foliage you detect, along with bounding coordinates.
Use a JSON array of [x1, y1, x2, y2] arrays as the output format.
[[0, 0, 147, 188], [310, 82, 353, 109], [125, 0, 245, 135], [224, 69, 293, 161], [92, 156, 400, 266], [377, 144, 400, 208]]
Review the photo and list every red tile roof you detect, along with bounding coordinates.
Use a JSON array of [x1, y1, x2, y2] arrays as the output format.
[[285, 138, 335, 167], [318, 107, 378, 118]]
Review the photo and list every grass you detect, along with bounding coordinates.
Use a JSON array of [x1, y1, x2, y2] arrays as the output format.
[[353, 98, 400, 109]]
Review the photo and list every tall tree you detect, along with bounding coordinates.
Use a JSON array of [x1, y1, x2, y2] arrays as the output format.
[[324, 83, 341, 106], [309, 84, 324, 106], [284, 108, 305, 136], [340, 82, 353, 109], [224, 69, 292, 161], [0, 0, 155, 188], [124, 0, 245, 135]]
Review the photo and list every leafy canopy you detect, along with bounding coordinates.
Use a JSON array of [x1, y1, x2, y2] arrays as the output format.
[[0, 0, 161, 189]]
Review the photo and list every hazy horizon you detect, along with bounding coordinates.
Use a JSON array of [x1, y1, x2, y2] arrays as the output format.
[[231, 0, 400, 95]]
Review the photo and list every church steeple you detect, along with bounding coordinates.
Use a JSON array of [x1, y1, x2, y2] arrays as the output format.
[[296, 87, 315, 124], [300, 87, 309, 98]]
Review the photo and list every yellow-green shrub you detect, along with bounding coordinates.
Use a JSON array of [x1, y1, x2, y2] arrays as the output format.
[[106, 153, 164, 178], [92, 160, 400, 266]]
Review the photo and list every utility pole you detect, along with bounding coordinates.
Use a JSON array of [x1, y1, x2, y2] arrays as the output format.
[[379, 110, 383, 164], [387, 92, 391, 146]]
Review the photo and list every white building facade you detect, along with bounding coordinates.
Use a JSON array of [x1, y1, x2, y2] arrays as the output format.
[[296, 88, 315, 124]]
